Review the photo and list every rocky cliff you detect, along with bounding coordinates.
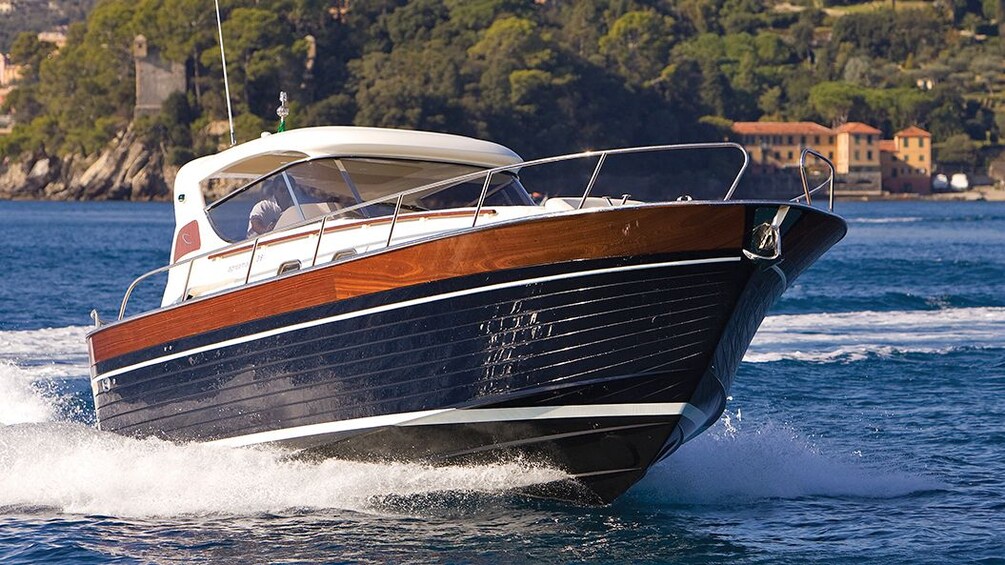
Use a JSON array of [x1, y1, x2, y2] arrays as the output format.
[[0, 125, 175, 201]]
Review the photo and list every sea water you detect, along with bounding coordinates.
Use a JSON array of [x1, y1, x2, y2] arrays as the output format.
[[0, 200, 1002, 563]]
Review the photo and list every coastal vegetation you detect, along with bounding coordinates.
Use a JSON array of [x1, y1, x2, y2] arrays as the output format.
[[0, 0, 1003, 189]]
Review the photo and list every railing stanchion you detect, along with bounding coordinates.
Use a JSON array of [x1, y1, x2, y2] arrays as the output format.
[[722, 146, 750, 201], [472, 173, 493, 227], [244, 238, 260, 284], [578, 153, 607, 210], [182, 261, 195, 300], [798, 152, 813, 207], [828, 167, 835, 212], [387, 193, 404, 247], [794, 148, 836, 212], [311, 215, 328, 267]]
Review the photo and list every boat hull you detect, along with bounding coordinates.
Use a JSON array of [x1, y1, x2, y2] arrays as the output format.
[[87, 203, 845, 503]]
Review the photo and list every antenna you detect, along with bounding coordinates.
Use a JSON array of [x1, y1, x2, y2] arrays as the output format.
[[214, 0, 237, 146]]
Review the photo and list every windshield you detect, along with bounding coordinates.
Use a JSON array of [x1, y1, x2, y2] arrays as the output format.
[[206, 157, 533, 243]]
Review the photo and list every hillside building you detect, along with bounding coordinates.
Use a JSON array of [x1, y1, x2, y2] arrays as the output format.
[[731, 121, 932, 196], [880, 126, 933, 194]]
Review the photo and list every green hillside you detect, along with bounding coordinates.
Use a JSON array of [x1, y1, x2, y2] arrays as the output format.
[[1, 0, 1002, 169], [0, 0, 95, 51]]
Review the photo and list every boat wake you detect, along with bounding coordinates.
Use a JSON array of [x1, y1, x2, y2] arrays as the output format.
[[745, 306, 1005, 363], [0, 360, 59, 425], [0, 422, 567, 518], [628, 411, 942, 505], [0, 328, 568, 518], [0, 326, 90, 425], [1, 323, 945, 517]]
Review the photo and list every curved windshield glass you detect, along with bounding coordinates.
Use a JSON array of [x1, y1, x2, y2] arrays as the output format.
[[206, 157, 532, 243]]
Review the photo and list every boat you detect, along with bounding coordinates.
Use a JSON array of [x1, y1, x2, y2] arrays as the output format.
[[86, 125, 846, 504]]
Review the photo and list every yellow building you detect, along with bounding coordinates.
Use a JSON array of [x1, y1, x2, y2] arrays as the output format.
[[731, 121, 932, 195], [730, 122, 836, 174], [880, 126, 932, 194], [834, 122, 881, 174]]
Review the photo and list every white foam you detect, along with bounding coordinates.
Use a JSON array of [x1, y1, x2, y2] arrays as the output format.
[[0, 423, 567, 518], [630, 411, 940, 504], [0, 361, 56, 425], [745, 307, 1005, 362], [0, 326, 90, 358], [0, 326, 90, 380]]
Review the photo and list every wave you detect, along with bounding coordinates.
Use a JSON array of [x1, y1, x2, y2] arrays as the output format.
[[0, 326, 90, 381], [0, 361, 58, 425], [745, 307, 1005, 363], [0, 422, 567, 518], [0, 326, 89, 358], [848, 217, 923, 224], [627, 411, 941, 505], [0, 326, 90, 425]]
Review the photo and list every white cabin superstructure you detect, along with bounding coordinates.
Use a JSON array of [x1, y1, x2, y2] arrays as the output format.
[[163, 126, 531, 307]]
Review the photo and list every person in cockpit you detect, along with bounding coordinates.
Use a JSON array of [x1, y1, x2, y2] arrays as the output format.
[[247, 177, 294, 238]]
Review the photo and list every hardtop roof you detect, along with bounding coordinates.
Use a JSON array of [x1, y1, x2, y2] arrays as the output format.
[[178, 126, 524, 182]]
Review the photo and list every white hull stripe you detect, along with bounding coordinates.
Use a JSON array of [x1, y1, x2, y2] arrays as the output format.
[[93, 256, 739, 382], [206, 402, 708, 448]]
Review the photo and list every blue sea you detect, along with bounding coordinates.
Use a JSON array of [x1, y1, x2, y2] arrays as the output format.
[[0, 200, 1003, 563]]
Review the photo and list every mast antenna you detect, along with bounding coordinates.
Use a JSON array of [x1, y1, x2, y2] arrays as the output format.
[[214, 0, 237, 146]]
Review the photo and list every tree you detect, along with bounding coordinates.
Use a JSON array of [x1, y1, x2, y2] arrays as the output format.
[[936, 133, 978, 167], [809, 81, 867, 126], [598, 10, 675, 87]]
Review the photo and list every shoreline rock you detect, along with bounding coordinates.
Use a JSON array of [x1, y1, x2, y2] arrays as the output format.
[[0, 125, 175, 201]]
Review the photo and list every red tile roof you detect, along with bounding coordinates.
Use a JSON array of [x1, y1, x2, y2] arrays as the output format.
[[878, 140, 896, 152], [835, 122, 882, 134], [731, 121, 834, 135], [894, 125, 931, 138]]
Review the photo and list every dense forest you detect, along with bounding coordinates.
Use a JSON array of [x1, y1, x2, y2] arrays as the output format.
[[0, 0, 95, 51], [1, 0, 1003, 170]]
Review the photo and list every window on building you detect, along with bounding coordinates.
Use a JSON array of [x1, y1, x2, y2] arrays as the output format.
[[829, 136, 834, 144], [828, 152, 834, 159], [892, 169, 897, 178], [788, 151, 794, 159], [854, 150, 860, 160], [814, 135, 820, 144], [800, 136, 806, 145], [788, 136, 794, 144], [867, 135, 873, 144], [919, 154, 924, 162], [774, 151, 781, 159], [919, 138, 924, 148], [867, 150, 873, 160], [904, 155, 909, 162], [903, 138, 909, 148], [854, 134, 860, 144]]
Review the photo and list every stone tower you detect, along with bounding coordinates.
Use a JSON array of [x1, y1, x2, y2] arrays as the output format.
[[133, 35, 186, 117]]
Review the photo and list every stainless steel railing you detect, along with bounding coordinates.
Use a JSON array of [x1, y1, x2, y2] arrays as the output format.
[[116, 142, 767, 321], [793, 148, 837, 212]]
